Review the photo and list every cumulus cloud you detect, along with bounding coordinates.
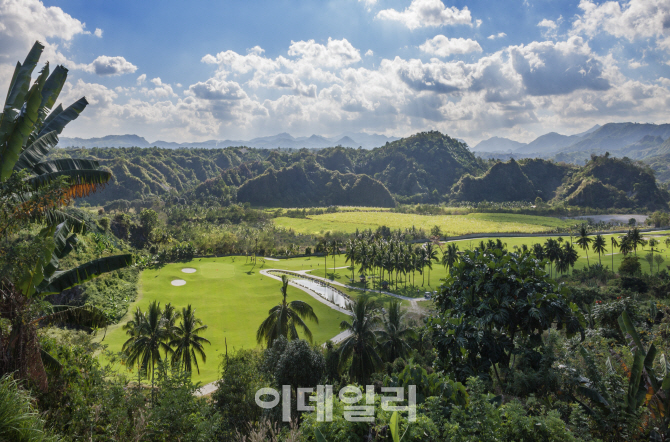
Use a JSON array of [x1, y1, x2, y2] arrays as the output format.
[[0, 0, 88, 65], [420, 35, 482, 57], [94, 28, 103, 38], [488, 32, 507, 40], [538, 19, 557, 29], [188, 77, 246, 101], [365, 49, 374, 57], [85, 55, 137, 76], [572, 0, 670, 52], [287, 38, 361, 68], [136, 74, 146, 85], [376, 0, 473, 30]]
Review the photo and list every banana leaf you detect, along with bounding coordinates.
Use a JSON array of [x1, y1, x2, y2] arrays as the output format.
[[31, 304, 109, 332], [32, 158, 100, 174], [3, 41, 43, 110], [39, 65, 67, 112], [38, 96, 87, 138], [42, 103, 62, 128], [28, 169, 112, 197], [1, 65, 48, 180], [13, 130, 59, 172], [40, 349, 62, 371], [36, 254, 133, 295]]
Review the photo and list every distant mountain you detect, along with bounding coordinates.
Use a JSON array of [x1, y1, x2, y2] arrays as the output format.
[[59, 134, 151, 148], [58, 132, 399, 150], [472, 136, 526, 152], [558, 123, 670, 154], [515, 132, 580, 154]]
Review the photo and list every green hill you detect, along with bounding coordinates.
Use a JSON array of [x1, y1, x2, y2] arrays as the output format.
[[236, 162, 396, 207]]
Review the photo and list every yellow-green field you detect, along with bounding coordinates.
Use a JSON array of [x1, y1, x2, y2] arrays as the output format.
[[274, 211, 572, 235]]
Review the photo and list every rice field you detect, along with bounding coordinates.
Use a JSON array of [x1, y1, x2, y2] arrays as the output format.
[[274, 211, 572, 235]]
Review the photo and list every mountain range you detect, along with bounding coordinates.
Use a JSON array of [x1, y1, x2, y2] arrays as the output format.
[[58, 132, 400, 150]]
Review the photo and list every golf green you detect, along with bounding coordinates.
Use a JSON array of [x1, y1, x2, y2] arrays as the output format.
[[97, 256, 348, 385]]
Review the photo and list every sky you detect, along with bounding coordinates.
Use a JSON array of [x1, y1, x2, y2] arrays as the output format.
[[0, 0, 669, 146]]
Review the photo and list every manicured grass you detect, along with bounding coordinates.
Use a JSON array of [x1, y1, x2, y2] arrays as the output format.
[[274, 211, 572, 235], [97, 257, 348, 385]]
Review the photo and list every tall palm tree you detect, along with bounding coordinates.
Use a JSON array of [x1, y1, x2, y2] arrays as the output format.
[[532, 243, 545, 261], [628, 228, 646, 255], [338, 297, 382, 384], [575, 225, 593, 266], [377, 301, 417, 362], [122, 301, 172, 401], [592, 234, 607, 265], [344, 239, 357, 281], [423, 242, 439, 286], [256, 275, 319, 348], [620, 236, 633, 256], [562, 242, 579, 275], [170, 305, 211, 375], [544, 238, 561, 277], [441, 243, 460, 274], [611, 236, 620, 271]]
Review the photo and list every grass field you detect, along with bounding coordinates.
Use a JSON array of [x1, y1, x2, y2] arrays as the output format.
[[97, 257, 348, 385], [274, 212, 572, 235]]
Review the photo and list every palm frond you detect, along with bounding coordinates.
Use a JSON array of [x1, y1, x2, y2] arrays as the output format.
[[32, 158, 101, 174], [28, 169, 111, 198], [36, 254, 133, 295], [13, 130, 59, 172], [37, 96, 87, 138], [32, 304, 109, 332], [288, 299, 319, 324], [40, 348, 62, 372]]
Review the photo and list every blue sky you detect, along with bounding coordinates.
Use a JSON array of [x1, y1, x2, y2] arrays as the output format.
[[1, 0, 669, 145]]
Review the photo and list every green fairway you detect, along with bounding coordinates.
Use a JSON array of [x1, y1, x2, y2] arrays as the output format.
[[98, 256, 348, 385], [274, 211, 572, 235]]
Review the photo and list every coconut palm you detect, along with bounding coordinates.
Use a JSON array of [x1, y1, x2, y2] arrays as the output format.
[[338, 297, 382, 384], [592, 234, 607, 265], [344, 239, 357, 281], [620, 236, 633, 256], [256, 275, 319, 348], [122, 301, 173, 401], [170, 305, 211, 375], [532, 243, 545, 261], [441, 243, 460, 274], [575, 225, 593, 266], [562, 242, 579, 275], [628, 228, 646, 255], [423, 243, 439, 286], [611, 236, 620, 271], [544, 238, 561, 278], [654, 254, 665, 273], [377, 301, 417, 362]]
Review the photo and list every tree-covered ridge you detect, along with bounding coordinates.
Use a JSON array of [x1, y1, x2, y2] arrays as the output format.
[[555, 155, 669, 210], [236, 161, 396, 207], [451, 159, 539, 202]]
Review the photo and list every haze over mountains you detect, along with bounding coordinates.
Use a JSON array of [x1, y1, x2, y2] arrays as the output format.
[[58, 132, 400, 150]]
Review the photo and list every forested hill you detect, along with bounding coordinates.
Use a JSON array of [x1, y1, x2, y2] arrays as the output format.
[[51, 132, 669, 210]]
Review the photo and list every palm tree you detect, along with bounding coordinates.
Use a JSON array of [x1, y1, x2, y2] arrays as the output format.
[[611, 236, 620, 271], [544, 239, 561, 277], [256, 275, 319, 348], [575, 225, 593, 266], [344, 239, 357, 281], [338, 297, 382, 384], [122, 301, 173, 401], [592, 234, 607, 265], [620, 236, 633, 256], [377, 301, 417, 362], [628, 228, 646, 255], [665, 237, 670, 250], [532, 243, 545, 261], [170, 305, 211, 375], [562, 242, 579, 275], [441, 243, 460, 274], [654, 254, 665, 273], [423, 243, 439, 286]]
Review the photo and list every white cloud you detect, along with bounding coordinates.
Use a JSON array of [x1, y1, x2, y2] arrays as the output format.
[[287, 38, 361, 68], [420, 35, 482, 57], [628, 60, 647, 68], [151, 77, 163, 86], [488, 32, 507, 40], [572, 0, 670, 52], [475, 19, 482, 27], [365, 49, 374, 57], [136, 73, 146, 85], [0, 0, 88, 66], [538, 19, 557, 29], [85, 55, 137, 76], [376, 0, 473, 30], [94, 28, 103, 38]]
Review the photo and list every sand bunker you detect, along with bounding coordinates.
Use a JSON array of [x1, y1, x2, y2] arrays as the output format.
[[171, 279, 186, 286], [181, 268, 197, 273]]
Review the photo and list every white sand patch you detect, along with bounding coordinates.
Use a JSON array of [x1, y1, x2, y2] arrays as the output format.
[[171, 279, 186, 286], [181, 268, 197, 273]]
